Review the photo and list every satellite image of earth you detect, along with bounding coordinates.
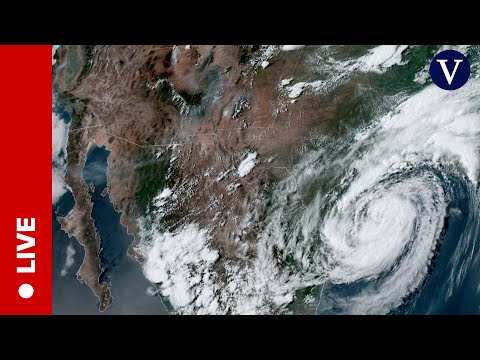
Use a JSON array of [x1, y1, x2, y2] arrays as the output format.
[[52, 45, 480, 315]]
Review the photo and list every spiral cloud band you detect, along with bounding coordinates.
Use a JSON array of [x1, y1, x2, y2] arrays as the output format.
[[144, 73, 480, 315]]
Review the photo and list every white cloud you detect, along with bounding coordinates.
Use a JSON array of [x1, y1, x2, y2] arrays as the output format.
[[280, 78, 293, 87], [358, 45, 410, 73], [288, 82, 306, 99], [52, 112, 67, 161], [438, 45, 471, 53], [158, 188, 172, 199], [52, 111, 69, 204], [52, 169, 67, 205], [60, 243, 76, 276], [52, 45, 60, 65], [141, 75, 480, 315], [143, 223, 220, 313], [280, 46, 410, 101], [282, 45, 305, 51], [237, 152, 258, 178]]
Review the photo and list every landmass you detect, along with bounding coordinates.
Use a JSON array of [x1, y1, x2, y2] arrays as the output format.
[[53, 45, 389, 311]]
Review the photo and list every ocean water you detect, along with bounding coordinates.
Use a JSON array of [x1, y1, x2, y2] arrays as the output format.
[[406, 195, 480, 315], [285, 77, 480, 315], [52, 144, 167, 314], [320, 178, 480, 315]]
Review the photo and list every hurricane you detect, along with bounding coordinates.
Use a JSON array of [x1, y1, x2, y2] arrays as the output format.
[[142, 46, 480, 315], [249, 77, 480, 314]]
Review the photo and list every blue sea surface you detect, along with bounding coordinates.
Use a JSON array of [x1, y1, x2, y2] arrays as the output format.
[[322, 178, 480, 315], [52, 144, 167, 314]]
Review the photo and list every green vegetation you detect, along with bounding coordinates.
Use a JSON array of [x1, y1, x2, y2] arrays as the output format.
[[201, 50, 215, 69], [78, 45, 95, 82], [239, 45, 260, 64], [62, 98, 89, 166], [152, 80, 203, 111], [56, 45, 96, 92], [135, 150, 172, 214], [289, 285, 324, 314]]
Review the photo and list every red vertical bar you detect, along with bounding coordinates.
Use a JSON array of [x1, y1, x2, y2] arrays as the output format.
[[0, 45, 52, 314]]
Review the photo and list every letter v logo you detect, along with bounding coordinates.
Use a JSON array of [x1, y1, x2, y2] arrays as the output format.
[[430, 49, 470, 91], [436, 59, 463, 85]]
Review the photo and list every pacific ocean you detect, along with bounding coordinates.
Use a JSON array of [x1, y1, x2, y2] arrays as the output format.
[[52, 144, 168, 314]]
